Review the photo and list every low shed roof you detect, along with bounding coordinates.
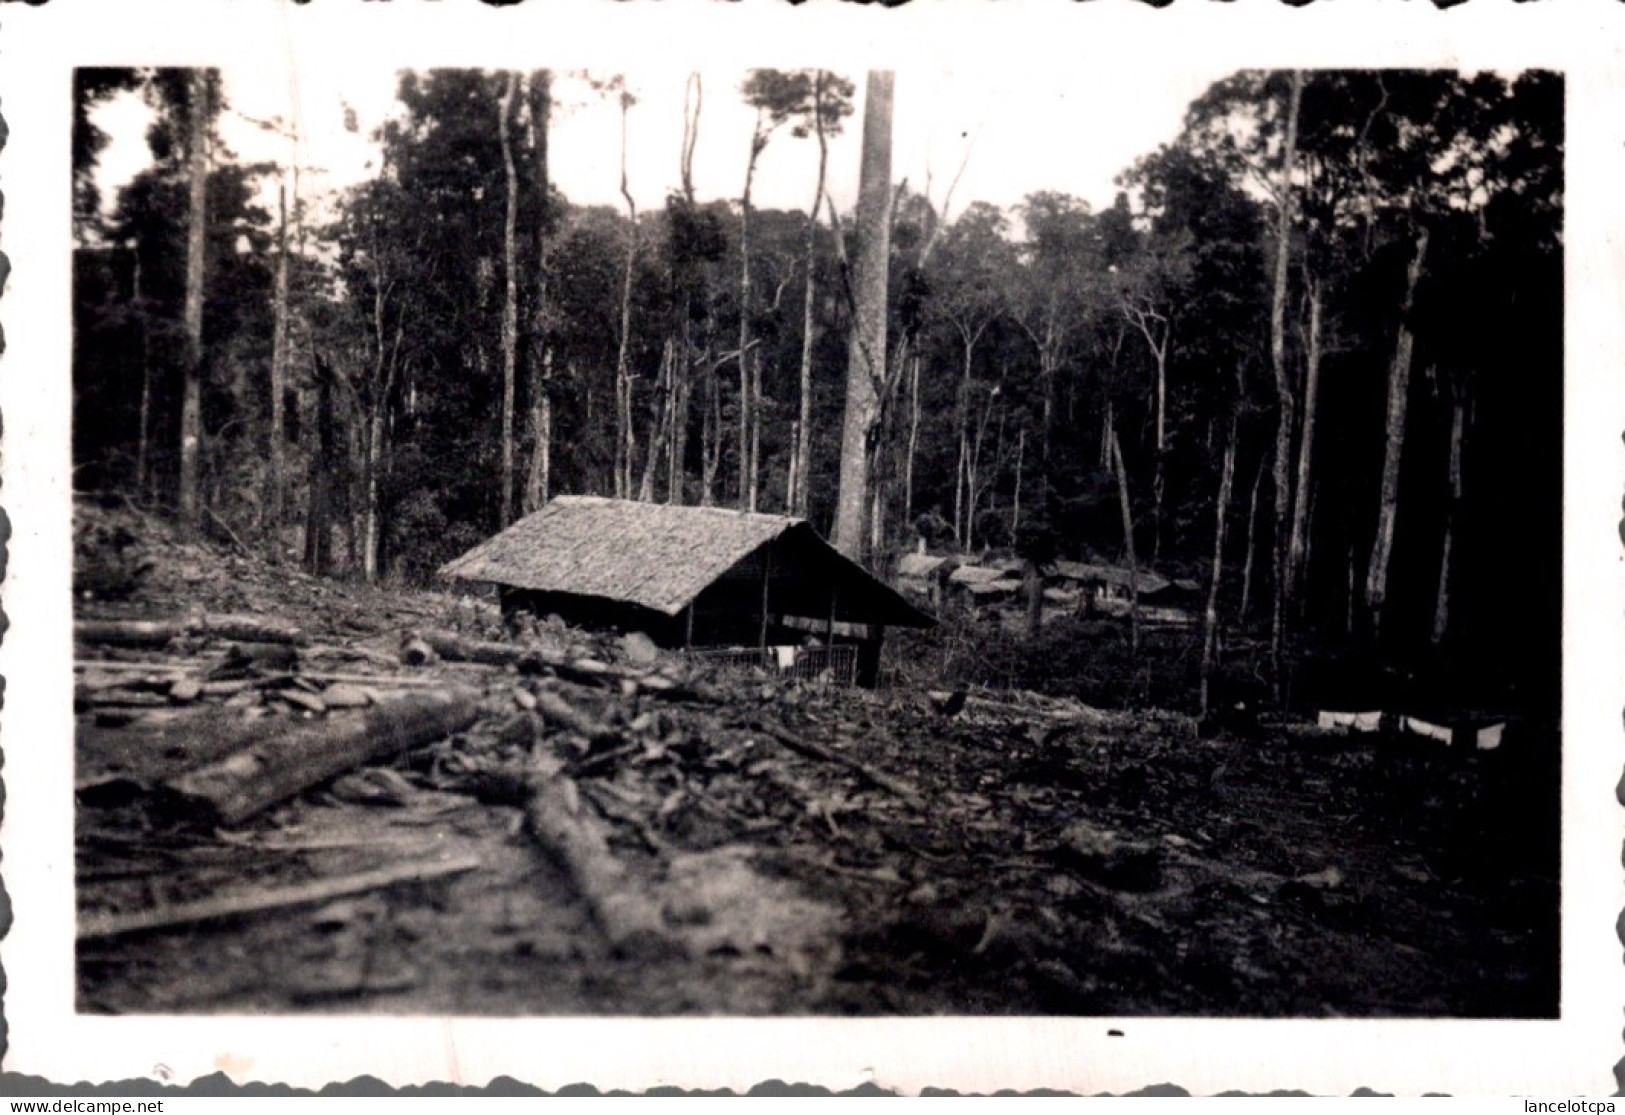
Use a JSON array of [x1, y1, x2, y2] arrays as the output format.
[[440, 496, 934, 628]]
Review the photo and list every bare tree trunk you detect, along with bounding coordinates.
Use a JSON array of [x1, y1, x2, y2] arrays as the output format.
[[498, 72, 520, 526], [739, 113, 764, 511], [1431, 393, 1466, 648], [669, 320, 690, 504], [701, 340, 720, 506], [134, 255, 152, 500], [1286, 276, 1322, 604], [524, 70, 554, 516], [178, 69, 210, 535], [1239, 453, 1265, 621], [1108, 424, 1140, 657], [266, 181, 290, 557], [525, 349, 553, 514], [903, 352, 921, 528], [362, 410, 384, 581], [1200, 415, 1240, 718], [1127, 307, 1171, 564], [1269, 69, 1304, 693], [613, 94, 638, 501], [304, 352, 335, 576], [792, 74, 832, 517], [1011, 426, 1025, 540], [1364, 227, 1429, 639], [639, 339, 675, 501], [832, 71, 894, 561]]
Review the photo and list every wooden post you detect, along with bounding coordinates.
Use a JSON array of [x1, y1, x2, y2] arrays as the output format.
[[684, 601, 694, 649], [759, 547, 773, 649], [827, 584, 838, 646]]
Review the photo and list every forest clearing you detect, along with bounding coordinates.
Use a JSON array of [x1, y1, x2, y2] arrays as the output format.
[[73, 500, 1558, 1016], [68, 64, 1563, 1020]]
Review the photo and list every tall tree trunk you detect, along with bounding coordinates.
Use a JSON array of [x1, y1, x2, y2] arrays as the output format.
[[792, 73, 831, 517], [903, 352, 921, 528], [524, 70, 554, 516], [362, 409, 384, 581], [526, 349, 553, 514], [304, 353, 335, 576], [1200, 415, 1240, 718], [1286, 276, 1322, 605], [1108, 424, 1140, 657], [739, 115, 764, 511], [952, 332, 977, 545], [669, 320, 690, 504], [832, 70, 893, 561], [1127, 308, 1170, 564], [1364, 227, 1430, 638], [266, 181, 290, 557], [178, 69, 210, 535], [1431, 392, 1467, 648], [1011, 425, 1025, 540], [134, 255, 152, 501], [1239, 453, 1266, 621], [639, 339, 675, 501], [1268, 68, 1304, 693], [613, 94, 638, 501], [701, 340, 721, 506], [498, 72, 520, 526]]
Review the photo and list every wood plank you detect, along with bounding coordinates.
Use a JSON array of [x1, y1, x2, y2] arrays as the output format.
[[78, 854, 482, 941]]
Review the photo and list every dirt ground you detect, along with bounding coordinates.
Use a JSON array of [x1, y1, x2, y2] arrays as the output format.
[[72, 502, 1560, 1018]]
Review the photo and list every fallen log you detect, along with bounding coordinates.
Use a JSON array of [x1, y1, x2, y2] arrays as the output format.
[[746, 720, 924, 806], [159, 689, 481, 827], [195, 614, 305, 645], [524, 754, 681, 959], [418, 629, 525, 667], [77, 853, 482, 941], [532, 689, 620, 749], [74, 620, 187, 648], [75, 615, 306, 648]]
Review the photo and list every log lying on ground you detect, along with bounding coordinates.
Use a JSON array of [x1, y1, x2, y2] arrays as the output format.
[[159, 689, 481, 827], [746, 720, 924, 806], [416, 629, 524, 667], [76, 614, 306, 648], [413, 628, 718, 702], [78, 853, 482, 941], [532, 689, 620, 748], [524, 754, 682, 959]]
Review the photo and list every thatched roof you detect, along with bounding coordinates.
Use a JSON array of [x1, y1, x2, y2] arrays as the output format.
[[440, 495, 933, 628], [1051, 560, 1171, 595], [897, 552, 953, 579], [949, 564, 1016, 587]]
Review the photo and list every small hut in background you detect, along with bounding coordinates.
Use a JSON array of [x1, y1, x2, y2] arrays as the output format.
[[440, 496, 934, 686]]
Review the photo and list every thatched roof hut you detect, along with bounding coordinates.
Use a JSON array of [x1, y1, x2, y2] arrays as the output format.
[[440, 497, 933, 662]]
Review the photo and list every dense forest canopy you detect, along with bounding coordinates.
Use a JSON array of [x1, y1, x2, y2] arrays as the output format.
[[72, 67, 1563, 708]]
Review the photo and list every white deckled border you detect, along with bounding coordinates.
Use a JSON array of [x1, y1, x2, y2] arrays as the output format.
[[1, 0, 1620, 1095]]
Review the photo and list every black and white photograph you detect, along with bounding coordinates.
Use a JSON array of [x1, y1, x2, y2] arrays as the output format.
[[3, 0, 1622, 1096]]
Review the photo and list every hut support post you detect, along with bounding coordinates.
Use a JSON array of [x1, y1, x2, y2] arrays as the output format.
[[827, 584, 838, 644], [684, 602, 694, 649], [759, 548, 773, 650]]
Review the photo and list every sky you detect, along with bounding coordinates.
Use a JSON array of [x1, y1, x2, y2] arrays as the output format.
[[90, 63, 1233, 235]]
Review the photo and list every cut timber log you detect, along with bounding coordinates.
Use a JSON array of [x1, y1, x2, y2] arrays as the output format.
[[524, 754, 682, 959], [75, 615, 306, 648], [77, 853, 481, 941], [748, 720, 924, 806], [159, 689, 481, 827], [532, 689, 620, 748], [418, 629, 525, 667]]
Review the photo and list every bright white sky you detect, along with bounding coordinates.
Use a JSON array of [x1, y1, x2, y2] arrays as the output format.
[[91, 63, 1231, 233]]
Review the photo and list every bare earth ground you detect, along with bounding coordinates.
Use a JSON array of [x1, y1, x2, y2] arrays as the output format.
[[73, 504, 1559, 1017]]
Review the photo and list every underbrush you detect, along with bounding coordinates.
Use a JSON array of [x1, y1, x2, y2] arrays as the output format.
[[888, 609, 1272, 713]]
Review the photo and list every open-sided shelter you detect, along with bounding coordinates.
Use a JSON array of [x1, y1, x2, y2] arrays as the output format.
[[439, 496, 934, 685]]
